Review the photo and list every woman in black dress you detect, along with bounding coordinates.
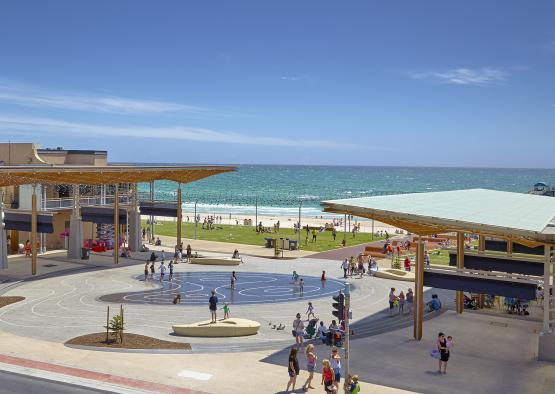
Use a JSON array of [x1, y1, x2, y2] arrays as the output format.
[[286, 347, 299, 393], [437, 332, 449, 374]]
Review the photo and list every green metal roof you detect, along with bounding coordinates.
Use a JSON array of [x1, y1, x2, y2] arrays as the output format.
[[322, 189, 555, 243]]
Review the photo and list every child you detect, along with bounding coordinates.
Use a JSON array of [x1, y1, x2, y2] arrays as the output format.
[[306, 302, 315, 320], [321, 271, 326, 281], [398, 291, 406, 315], [349, 375, 360, 394], [292, 270, 299, 283], [149, 262, 155, 279], [230, 271, 237, 290], [446, 335, 454, 350], [299, 278, 304, 293], [159, 261, 166, 281], [172, 294, 181, 304], [144, 262, 149, 281], [223, 303, 230, 319], [168, 260, 174, 281]]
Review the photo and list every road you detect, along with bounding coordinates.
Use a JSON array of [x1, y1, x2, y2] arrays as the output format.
[[0, 370, 114, 394]]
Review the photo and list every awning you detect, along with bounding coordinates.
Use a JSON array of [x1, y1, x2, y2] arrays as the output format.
[[81, 207, 127, 225], [4, 211, 54, 233], [139, 201, 178, 218]]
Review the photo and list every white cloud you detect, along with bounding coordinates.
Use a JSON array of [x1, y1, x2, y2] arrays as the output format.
[[0, 79, 210, 115], [0, 115, 363, 150], [281, 76, 302, 81], [410, 68, 508, 86]]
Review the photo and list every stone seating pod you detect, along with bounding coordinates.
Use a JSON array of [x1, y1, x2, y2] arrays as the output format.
[[189, 257, 241, 266], [172, 318, 260, 337]]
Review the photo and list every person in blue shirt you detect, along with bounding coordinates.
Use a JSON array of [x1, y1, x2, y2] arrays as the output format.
[[427, 294, 442, 312], [209, 290, 219, 323]]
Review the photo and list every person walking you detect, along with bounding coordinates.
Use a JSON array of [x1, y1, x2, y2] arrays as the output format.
[[293, 313, 305, 347], [209, 290, 218, 323], [330, 347, 342, 391], [332, 227, 337, 241], [302, 344, 317, 391], [406, 288, 414, 315], [389, 288, 397, 316], [399, 291, 406, 315], [341, 258, 349, 279], [437, 332, 450, 374], [321, 359, 335, 393], [159, 261, 166, 281], [311, 228, 317, 242], [286, 347, 300, 393]]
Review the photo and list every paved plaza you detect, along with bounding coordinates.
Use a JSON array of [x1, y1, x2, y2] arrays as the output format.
[[0, 251, 402, 351], [1, 249, 554, 393]]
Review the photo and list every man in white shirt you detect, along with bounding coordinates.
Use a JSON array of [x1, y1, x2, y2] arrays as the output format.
[[341, 259, 349, 278]]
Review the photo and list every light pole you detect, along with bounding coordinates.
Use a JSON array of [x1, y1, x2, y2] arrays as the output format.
[[194, 201, 198, 240], [298, 199, 302, 246], [255, 196, 258, 230]]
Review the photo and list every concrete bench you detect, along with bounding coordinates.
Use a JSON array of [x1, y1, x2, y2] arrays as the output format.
[[173, 318, 260, 337], [189, 257, 241, 266]]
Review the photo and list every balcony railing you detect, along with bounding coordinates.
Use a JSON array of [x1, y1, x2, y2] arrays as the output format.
[[44, 194, 133, 210]]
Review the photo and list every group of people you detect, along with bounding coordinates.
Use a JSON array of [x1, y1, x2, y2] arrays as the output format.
[[202, 215, 222, 230], [143, 260, 174, 282], [286, 345, 359, 393], [388, 287, 414, 315], [340, 255, 378, 278], [207, 289, 232, 323]]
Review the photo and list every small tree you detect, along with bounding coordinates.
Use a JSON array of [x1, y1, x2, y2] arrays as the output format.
[[108, 315, 124, 343]]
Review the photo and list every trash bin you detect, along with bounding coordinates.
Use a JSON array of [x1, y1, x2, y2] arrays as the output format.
[[289, 240, 298, 250], [81, 248, 90, 260]]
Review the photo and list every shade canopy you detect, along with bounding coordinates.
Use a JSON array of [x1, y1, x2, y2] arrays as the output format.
[[322, 189, 555, 245], [0, 165, 236, 186]]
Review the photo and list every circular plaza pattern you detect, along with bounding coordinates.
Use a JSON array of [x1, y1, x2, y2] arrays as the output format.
[[99, 271, 346, 306]]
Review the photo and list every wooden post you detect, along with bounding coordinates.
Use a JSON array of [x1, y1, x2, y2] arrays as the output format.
[[507, 239, 513, 257], [413, 235, 424, 340], [31, 185, 37, 275], [114, 184, 119, 264], [176, 186, 182, 250], [106, 306, 110, 343], [478, 235, 485, 254], [456, 232, 465, 314], [120, 304, 124, 344]]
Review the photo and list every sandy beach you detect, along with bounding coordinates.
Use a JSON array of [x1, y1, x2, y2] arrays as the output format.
[[147, 211, 400, 234]]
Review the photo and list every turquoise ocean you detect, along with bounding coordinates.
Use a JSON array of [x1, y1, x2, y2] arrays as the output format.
[[137, 165, 555, 218]]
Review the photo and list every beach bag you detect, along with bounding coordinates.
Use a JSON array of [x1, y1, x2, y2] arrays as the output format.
[[430, 349, 441, 359]]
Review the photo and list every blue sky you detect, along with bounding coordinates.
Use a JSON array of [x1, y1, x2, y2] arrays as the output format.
[[0, 1, 554, 167]]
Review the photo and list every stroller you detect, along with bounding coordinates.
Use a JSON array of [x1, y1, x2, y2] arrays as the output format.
[[325, 330, 344, 347], [305, 318, 319, 338]]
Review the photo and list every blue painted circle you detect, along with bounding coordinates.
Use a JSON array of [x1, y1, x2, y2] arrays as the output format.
[[101, 271, 346, 306]]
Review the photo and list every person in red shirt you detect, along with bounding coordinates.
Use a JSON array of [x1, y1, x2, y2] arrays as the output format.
[[404, 256, 411, 272]]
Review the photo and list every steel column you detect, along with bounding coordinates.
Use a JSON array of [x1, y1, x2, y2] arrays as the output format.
[[177, 186, 182, 249], [114, 184, 119, 264], [543, 245, 554, 334], [413, 235, 424, 340], [456, 232, 465, 314], [31, 185, 37, 275]]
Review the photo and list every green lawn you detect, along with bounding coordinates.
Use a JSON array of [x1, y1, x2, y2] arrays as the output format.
[[144, 221, 384, 252]]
